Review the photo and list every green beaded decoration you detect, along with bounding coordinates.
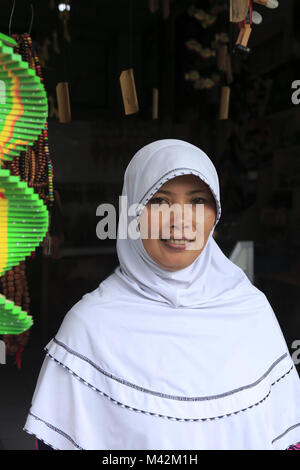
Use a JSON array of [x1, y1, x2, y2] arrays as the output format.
[[0, 32, 49, 334]]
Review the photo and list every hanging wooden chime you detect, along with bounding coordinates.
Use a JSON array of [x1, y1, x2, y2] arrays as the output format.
[[152, 88, 159, 119], [217, 44, 232, 120], [230, 0, 279, 56], [120, 68, 139, 115], [56, 82, 71, 123]]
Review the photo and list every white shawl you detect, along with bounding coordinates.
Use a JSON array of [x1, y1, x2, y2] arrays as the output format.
[[24, 139, 300, 450]]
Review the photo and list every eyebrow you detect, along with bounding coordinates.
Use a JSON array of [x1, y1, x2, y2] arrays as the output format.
[[154, 189, 207, 196]]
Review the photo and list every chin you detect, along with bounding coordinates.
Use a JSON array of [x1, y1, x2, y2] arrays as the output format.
[[163, 263, 191, 271], [159, 256, 195, 271]]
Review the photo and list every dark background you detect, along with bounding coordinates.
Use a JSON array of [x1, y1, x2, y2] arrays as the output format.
[[0, 0, 299, 449]]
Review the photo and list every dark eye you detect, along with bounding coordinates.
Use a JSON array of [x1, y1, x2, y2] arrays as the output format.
[[192, 197, 206, 204]]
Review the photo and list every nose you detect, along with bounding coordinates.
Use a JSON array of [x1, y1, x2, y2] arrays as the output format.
[[170, 203, 194, 236]]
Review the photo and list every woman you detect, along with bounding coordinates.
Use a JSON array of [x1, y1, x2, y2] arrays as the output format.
[[24, 139, 300, 450]]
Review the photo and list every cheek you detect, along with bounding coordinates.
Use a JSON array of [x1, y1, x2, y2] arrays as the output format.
[[194, 206, 216, 242], [205, 207, 216, 229], [193, 205, 216, 230]]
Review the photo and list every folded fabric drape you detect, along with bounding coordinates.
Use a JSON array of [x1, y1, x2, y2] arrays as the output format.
[[24, 139, 300, 450]]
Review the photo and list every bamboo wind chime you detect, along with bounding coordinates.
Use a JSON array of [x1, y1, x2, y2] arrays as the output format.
[[218, 0, 278, 119], [56, 81, 71, 123], [56, 1, 72, 123], [218, 43, 233, 120], [120, 69, 139, 115], [120, 0, 139, 115], [0, 32, 51, 365]]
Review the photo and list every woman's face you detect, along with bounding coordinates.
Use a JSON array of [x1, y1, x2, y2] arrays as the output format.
[[139, 174, 217, 271]]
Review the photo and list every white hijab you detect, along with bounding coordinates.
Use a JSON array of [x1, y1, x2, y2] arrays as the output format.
[[24, 139, 300, 450]]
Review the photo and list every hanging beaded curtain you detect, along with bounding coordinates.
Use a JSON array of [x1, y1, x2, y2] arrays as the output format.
[[8, 33, 54, 204], [0, 32, 51, 366]]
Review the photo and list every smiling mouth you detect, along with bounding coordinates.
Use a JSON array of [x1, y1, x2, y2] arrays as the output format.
[[160, 238, 195, 246]]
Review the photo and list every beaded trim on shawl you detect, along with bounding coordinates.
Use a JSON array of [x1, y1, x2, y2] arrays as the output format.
[[25, 399, 300, 451], [24, 428, 59, 450], [27, 411, 83, 449], [45, 350, 294, 423], [49, 338, 289, 402]]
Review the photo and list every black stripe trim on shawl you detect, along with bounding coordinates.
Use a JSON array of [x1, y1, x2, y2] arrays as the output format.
[[49, 337, 289, 402], [45, 351, 294, 423]]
